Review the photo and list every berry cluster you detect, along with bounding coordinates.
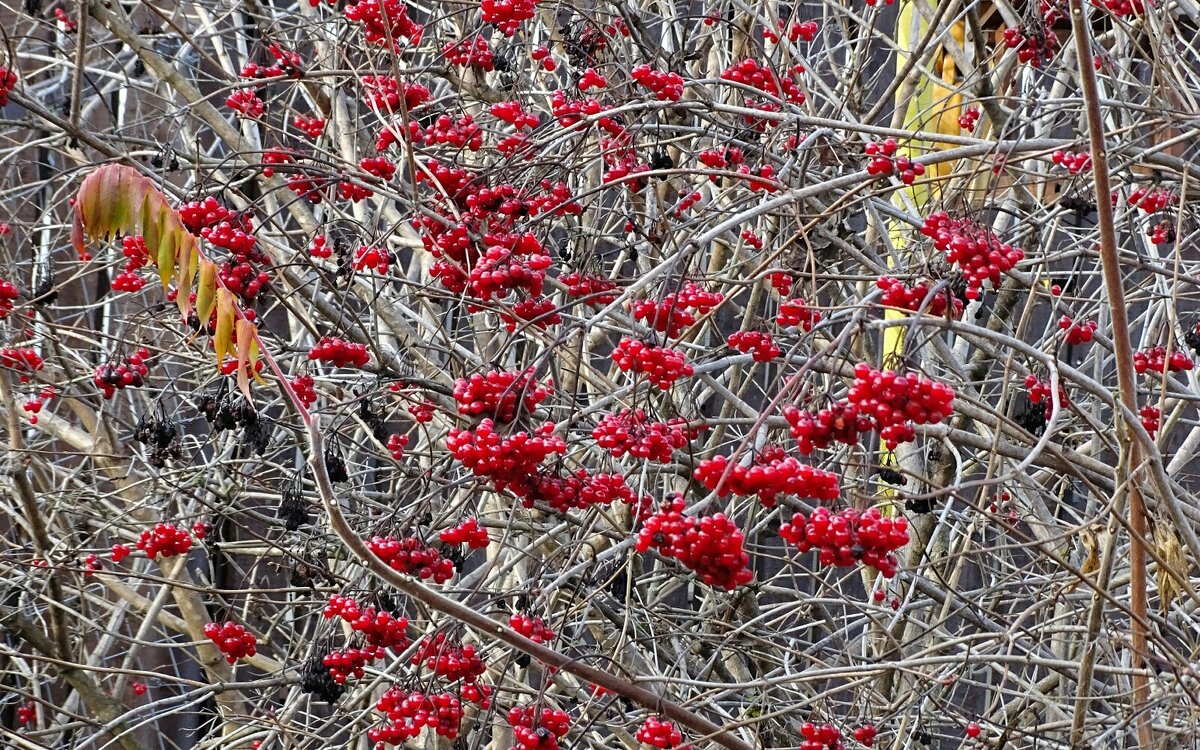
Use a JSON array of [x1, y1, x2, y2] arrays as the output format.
[[453, 368, 553, 421], [323, 595, 413, 648], [93, 348, 151, 399], [1058, 316, 1097, 345], [509, 612, 555, 643], [367, 536, 456, 582], [411, 632, 488, 683], [530, 45, 557, 71], [1134, 346, 1193, 374], [521, 470, 650, 515], [637, 716, 686, 748], [764, 19, 819, 44], [226, 89, 265, 119], [439, 517, 490, 548], [630, 282, 723, 337], [490, 101, 541, 129], [1094, 0, 1147, 16], [0, 347, 45, 382], [322, 646, 382, 684], [721, 59, 807, 112], [371, 688, 465, 746], [579, 68, 608, 90], [694, 454, 840, 507], [292, 115, 325, 138], [291, 373, 318, 406], [240, 43, 304, 78], [508, 704, 572, 750], [0, 66, 17, 106], [920, 212, 1024, 300], [779, 506, 910, 577], [846, 364, 956, 448], [958, 107, 980, 132], [446, 420, 567, 493], [1128, 186, 1176, 213], [1140, 404, 1161, 438], [0, 277, 18, 317], [203, 621, 258, 663], [353, 246, 392, 274], [613, 339, 694, 390], [344, 0, 424, 50], [386, 433, 409, 460], [481, 0, 537, 35], [853, 725, 878, 747], [309, 235, 333, 259], [135, 523, 193, 559], [799, 722, 844, 750], [1051, 150, 1092, 174], [1001, 22, 1058, 68], [309, 336, 370, 368], [21, 384, 56, 425], [631, 65, 685, 100], [727, 330, 782, 362], [1024, 373, 1070, 418], [560, 271, 617, 304], [876, 276, 963, 318], [16, 702, 34, 725], [592, 408, 700, 463], [777, 298, 822, 330], [635, 496, 754, 590], [110, 543, 131, 562], [864, 139, 926, 184], [444, 35, 495, 70]]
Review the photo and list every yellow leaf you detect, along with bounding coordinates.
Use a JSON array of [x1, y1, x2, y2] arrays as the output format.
[[177, 243, 199, 318], [196, 260, 218, 324], [214, 289, 235, 369], [236, 318, 256, 400]]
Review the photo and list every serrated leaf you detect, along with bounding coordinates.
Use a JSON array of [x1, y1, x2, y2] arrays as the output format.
[[214, 288, 235, 369], [196, 260, 218, 324]]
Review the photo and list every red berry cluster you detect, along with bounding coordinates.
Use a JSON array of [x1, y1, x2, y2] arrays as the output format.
[[698, 146, 746, 173], [637, 716, 686, 748], [412, 632, 488, 683], [21, 384, 55, 425], [635, 496, 754, 590], [579, 68, 608, 90], [1058, 316, 1096, 345], [864, 139, 926, 184], [1, 347, 44, 382], [203, 621, 258, 663], [0, 277, 18, 317], [0, 66, 17, 106], [309, 336, 370, 368], [408, 398, 436, 423], [1149, 220, 1174, 245], [876, 276, 963, 318], [240, 43, 303, 78], [1140, 404, 1161, 438], [135, 523, 193, 559], [764, 19, 819, 43], [490, 101, 541, 129], [743, 230, 765, 250], [1001, 21, 1058, 68], [799, 722, 844, 750], [630, 282, 723, 337], [371, 688, 465, 746], [93, 348, 151, 399], [439, 518, 490, 548], [521, 470, 650, 515], [592, 408, 700, 463], [16, 702, 34, 725], [481, 0, 537, 35], [386, 433, 409, 460], [694, 454, 840, 507], [446, 420, 567, 494], [508, 704, 572, 750], [1051, 150, 1092, 174], [853, 725, 878, 747], [444, 35, 495, 70], [727, 330, 781, 362], [452, 368, 553, 421], [920, 211, 1024, 300], [323, 596, 413, 650], [721, 59, 807, 112], [309, 235, 332, 259], [509, 613, 554, 643], [779, 506, 910, 577], [179, 197, 235, 233], [344, 0, 424, 50], [1134, 346, 1193, 374], [1128, 186, 1176, 213], [846, 364, 956, 449], [958, 106, 980, 131], [323, 646, 381, 684], [777, 298, 822, 330], [291, 373, 318, 406], [361, 156, 397, 181], [613, 339, 694, 390], [293, 115, 326, 138], [1024, 373, 1069, 418], [54, 7, 77, 31], [530, 45, 556, 71], [632, 65, 685, 100], [226, 89, 265, 119], [367, 536, 456, 582], [110, 543, 131, 562], [353, 246, 391, 274], [1093, 0, 1147, 18]]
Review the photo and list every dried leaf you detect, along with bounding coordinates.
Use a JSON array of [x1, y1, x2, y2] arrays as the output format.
[[236, 319, 256, 401], [196, 259, 218, 324], [1154, 522, 1187, 616]]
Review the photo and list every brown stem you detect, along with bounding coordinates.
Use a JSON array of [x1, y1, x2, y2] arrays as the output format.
[[1067, 1, 1152, 746]]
